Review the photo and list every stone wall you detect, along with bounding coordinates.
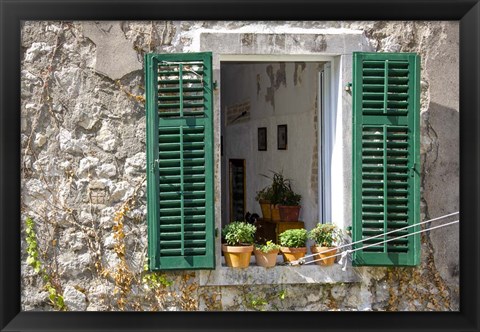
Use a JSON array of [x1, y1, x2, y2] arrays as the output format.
[[20, 21, 459, 311]]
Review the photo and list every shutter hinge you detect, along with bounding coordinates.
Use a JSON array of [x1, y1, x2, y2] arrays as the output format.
[[410, 163, 419, 177], [345, 82, 352, 94], [213, 81, 218, 90], [151, 159, 159, 172], [346, 225, 352, 235], [215, 227, 218, 238]]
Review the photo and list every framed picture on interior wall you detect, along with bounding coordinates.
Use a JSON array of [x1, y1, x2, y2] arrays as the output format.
[[277, 124, 287, 150], [258, 127, 267, 151]]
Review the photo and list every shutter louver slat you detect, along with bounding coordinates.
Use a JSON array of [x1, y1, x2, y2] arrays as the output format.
[[146, 52, 215, 270], [353, 52, 420, 266], [157, 60, 206, 118], [157, 125, 207, 260]]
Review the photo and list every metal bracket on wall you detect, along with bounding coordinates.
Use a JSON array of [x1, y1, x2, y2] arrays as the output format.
[[345, 82, 353, 94]]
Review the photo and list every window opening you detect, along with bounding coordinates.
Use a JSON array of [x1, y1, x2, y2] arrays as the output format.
[[220, 61, 328, 235]]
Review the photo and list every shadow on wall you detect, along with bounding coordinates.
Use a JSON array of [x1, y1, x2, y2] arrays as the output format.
[[421, 101, 459, 298]]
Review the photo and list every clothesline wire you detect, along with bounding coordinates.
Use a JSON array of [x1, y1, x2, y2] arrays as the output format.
[[302, 220, 459, 265], [297, 211, 459, 262], [281, 212, 459, 266], [286, 219, 459, 266]]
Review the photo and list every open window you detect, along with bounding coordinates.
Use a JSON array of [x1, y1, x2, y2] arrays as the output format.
[[144, 51, 421, 271]]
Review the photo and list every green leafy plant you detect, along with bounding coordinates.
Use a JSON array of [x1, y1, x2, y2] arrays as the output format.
[[246, 290, 287, 311], [25, 217, 66, 310], [269, 171, 291, 205], [255, 186, 273, 202], [279, 229, 308, 248], [308, 223, 342, 247], [222, 221, 257, 246], [142, 262, 174, 288], [247, 295, 268, 311], [255, 240, 280, 253], [25, 217, 42, 273], [281, 190, 302, 206], [260, 171, 301, 206], [46, 283, 65, 309]]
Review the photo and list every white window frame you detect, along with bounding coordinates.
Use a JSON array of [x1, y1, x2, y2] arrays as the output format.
[[199, 53, 357, 285], [194, 30, 368, 282]]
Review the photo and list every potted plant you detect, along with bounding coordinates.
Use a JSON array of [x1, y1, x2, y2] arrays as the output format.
[[221, 221, 257, 268], [279, 228, 308, 263], [278, 189, 302, 222], [262, 171, 299, 221], [308, 223, 342, 266], [253, 240, 280, 268], [255, 186, 273, 220]]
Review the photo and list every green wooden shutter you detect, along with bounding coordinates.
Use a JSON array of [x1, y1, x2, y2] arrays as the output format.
[[352, 52, 420, 266], [145, 52, 215, 270]]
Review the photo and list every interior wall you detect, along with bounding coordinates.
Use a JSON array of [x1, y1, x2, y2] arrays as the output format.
[[221, 62, 324, 230]]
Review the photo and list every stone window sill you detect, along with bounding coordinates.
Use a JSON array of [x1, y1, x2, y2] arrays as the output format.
[[198, 263, 360, 286]]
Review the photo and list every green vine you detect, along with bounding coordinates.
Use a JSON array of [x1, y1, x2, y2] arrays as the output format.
[[142, 263, 173, 288], [25, 217, 42, 273], [247, 295, 268, 311], [25, 216, 66, 310], [245, 289, 287, 311]]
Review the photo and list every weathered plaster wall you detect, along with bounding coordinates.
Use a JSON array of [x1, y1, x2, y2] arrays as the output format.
[[20, 21, 459, 311]]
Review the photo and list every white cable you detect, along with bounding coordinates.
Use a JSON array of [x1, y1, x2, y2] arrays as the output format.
[[351, 220, 459, 253], [299, 211, 459, 261], [338, 250, 349, 271], [288, 219, 459, 266]]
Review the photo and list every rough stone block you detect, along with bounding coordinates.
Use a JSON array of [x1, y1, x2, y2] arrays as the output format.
[[63, 285, 88, 311]]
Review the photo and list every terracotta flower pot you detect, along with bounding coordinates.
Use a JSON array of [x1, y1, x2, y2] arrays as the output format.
[[271, 204, 281, 221], [253, 248, 279, 268], [222, 244, 253, 268], [278, 205, 301, 221], [311, 246, 337, 266], [280, 247, 307, 263], [259, 200, 272, 220]]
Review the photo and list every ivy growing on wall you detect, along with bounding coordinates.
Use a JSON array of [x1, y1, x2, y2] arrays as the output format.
[[25, 216, 66, 310]]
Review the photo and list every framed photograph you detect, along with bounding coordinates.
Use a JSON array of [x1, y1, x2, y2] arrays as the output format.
[[1, 1, 479, 332], [258, 127, 267, 151], [277, 124, 287, 150]]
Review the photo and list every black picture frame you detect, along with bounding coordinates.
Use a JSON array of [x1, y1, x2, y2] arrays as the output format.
[[258, 127, 267, 151], [1, 1, 479, 332], [277, 124, 288, 150]]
